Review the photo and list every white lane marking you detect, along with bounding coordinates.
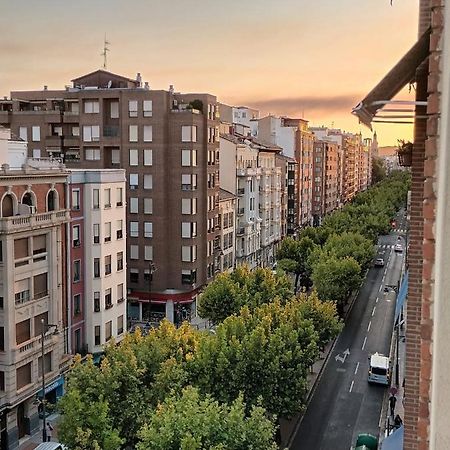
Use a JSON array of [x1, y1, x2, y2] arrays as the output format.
[[349, 380, 354, 392], [355, 362, 360, 375], [382, 275, 385, 282], [362, 336, 367, 350], [367, 321, 372, 332], [379, 285, 383, 292], [372, 306, 376, 316], [376, 297, 379, 303]]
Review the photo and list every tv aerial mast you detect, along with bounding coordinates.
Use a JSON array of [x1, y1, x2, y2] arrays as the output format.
[[101, 34, 110, 69]]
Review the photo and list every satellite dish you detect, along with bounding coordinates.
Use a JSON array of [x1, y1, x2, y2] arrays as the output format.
[[107, 80, 112, 88]]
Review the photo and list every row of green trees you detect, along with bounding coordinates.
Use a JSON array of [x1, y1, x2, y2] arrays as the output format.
[[276, 171, 410, 314], [59, 291, 342, 449]]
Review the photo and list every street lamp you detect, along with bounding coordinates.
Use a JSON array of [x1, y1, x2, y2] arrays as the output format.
[[40, 318, 58, 442]]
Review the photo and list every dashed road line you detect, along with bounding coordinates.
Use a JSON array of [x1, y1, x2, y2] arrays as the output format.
[[372, 306, 376, 316], [362, 336, 367, 350], [349, 380, 354, 392], [376, 297, 379, 303], [367, 321, 372, 332], [355, 362, 360, 375], [379, 285, 383, 292]]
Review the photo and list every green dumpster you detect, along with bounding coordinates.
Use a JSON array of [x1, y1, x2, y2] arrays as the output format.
[[355, 433, 378, 450]]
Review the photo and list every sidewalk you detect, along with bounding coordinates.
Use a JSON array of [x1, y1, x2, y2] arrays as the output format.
[[18, 413, 60, 450]]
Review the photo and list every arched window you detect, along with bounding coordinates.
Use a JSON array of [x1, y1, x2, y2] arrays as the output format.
[[1, 194, 14, 217], [47, 190, 58, 211], [22, 192, 34, 207]]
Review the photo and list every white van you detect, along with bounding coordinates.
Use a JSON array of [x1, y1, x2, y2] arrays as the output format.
[[368, 353, 390, 385]]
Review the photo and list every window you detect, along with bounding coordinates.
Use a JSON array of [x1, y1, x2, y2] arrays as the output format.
[[182, 198, 197, 214], [182, 222, 197, 238], [93, 223, 100, 244], [19, 127, 27, 141], [130, 197, 138, 214], [73, 225, 80, 247], [130, 221, 139, 237], [32, 126, 40, 142], [105, 255, 111, 275], [94, 326, 101, 345], [104, 188, 111, 208], [143, 125, 153, 142], [181, 149, 191, 166], [104, 222, 111, 242], [117, 315, 124, 335], [93, 189, 100, 209], [33, 273, 48, 299], [181, 125, 197, 142], [129, 174, 138, 189], [83, 125, 100, 142], [73, 260, 81, 282], [116, 220, 123, 239], [33, 149, 41, 158], [94, 292, 100, 312], [182, 269, 197, 285], [181, 174, 197, 191], [112, 149, 120, 164], [144, 198, 153, 214], [144, 246, 153, 261], [16, 319, 31, 345], [110, 101, 119, 119], [144, 174, 153, 190], [84, 100, 99, 114], [128, 100, 138, 117], [105, 321, 112, 341], [94, 258, 100, 278], [85, 148, 100, 160], [72, 189, 80, 210], [117, 283, 124, 303], [129, 125, 138, 142], [105, 289, 112, 309], [143, 100, 153, 117], [182, 245, 197, 262], [117, 252, 123, 271], [130, 268, 139, 283], [116, 187, 123, 206], [144, 222, 153, 238], [16, 362, 32, 389], [144, 149, 153, 166], [74, 294, 81, 315], [130, 245, 139, 260], [129, 149, 138, 166]]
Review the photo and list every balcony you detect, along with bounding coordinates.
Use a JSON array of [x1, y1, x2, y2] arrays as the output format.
[[103, 125, 120, 138], [63, 111, 80, 123], [236, 167, 260, 177], [0, 210, 70, 234]]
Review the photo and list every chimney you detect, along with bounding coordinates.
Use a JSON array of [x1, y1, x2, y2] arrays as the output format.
[[144, 82, 149, 90], [43, 85, 48, 90], [169, 84, 174, 94], [136, 73, 142, 87]]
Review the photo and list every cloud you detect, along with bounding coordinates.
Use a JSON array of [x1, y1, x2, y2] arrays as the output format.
[[243, 94, 359, 118]]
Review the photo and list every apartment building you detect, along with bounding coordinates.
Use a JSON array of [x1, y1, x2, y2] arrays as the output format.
[[0, 69, 220, 322], [218, 189, 236, 273], [275, 153, 294, 238], [67, 169, 127, 355], [0, 133, 70, 449]]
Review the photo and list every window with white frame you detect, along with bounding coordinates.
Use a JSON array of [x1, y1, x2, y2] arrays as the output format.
[[181, 174, 197, 191], [84, 100, 99, 114], [129, 149, 138, 166], [143, 125, 153, 142], [129, 174, 138, 189], [182, 222, 197, 238], [130, 245, 139, 260], [73, 225, 80, 247], [85, 148, 100, 160], [182, 245, 197, 262], [83, 125, 100, 142], [143, 100, 153, 117], [19, 127, 28, 141], [104, 188, 111, 208], [116, 188, 123, 206], [144, 246, 153, 261], [144, 198, 153, 214], [181, 125, 197, 142], [129, 125, 138, 142], [181, 198, 197, 215], [130, 197, 138, 213], [110, 102, 119, 119], [104, 222, 111, 242], [33, 149, 41, 158], [181, 149, 191, 167], [128, 100, 138, 117], [32, 126, 40, 142], [144, 174, 153, 190], [93, 223, 100, 244], [144, 222, 153, 238], [116, 220, 123, 239], [129, 221, 139, 237], [72, 126, 80, 136], [111, 149, 120, 165], [72, 189, 80, 210], [93, 189, 99, 209], [144, 149, 153, 166], [192, 150, 197, 166]]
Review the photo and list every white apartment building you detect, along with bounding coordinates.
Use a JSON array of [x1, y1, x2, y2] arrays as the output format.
[[68, 170, 127, 355], [0, 135, 70, 448], [218, 189, 236, 272]]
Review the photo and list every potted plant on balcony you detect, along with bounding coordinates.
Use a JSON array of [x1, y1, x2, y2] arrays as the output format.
[[397, 140, 413, 167]]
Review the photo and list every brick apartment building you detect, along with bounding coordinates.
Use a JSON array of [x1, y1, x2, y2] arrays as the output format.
[[0, 69, 220, 321], [353, 0, 449, 447]]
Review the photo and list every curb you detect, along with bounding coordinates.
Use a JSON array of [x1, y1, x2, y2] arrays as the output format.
[[286, 270, 367, 448]]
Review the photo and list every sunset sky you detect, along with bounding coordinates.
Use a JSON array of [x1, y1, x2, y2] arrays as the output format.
[[0, 0, 419, 146]]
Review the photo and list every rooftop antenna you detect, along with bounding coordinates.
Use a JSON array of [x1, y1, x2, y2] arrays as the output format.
[[101, 34, 110, 69]]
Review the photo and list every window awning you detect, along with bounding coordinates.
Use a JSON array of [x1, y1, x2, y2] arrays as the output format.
[[352, 28, 431, 129], [381, 425, 404, 450]]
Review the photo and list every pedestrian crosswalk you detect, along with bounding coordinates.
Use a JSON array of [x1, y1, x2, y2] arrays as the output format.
[[395, 229, 408, 233], [379, 244, 395, 249]]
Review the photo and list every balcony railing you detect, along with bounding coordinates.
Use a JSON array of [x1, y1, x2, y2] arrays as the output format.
[[0, 210, 70, 233], [103, 125, 120, 137]]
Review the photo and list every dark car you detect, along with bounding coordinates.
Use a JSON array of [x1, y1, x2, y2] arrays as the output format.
[[375, 258, 385, 267]]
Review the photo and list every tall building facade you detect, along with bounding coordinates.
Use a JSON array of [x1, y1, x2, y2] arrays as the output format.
[[218, 189, 236, 273], [0, 69, 220, 321], [0, 137, 70, 449]]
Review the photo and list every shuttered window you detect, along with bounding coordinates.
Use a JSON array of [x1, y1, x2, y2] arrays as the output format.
[[33, 273, 48, 299], [14, 238, 29, 259], [16, 319, 31, 345], [16, 362, 32, 389]]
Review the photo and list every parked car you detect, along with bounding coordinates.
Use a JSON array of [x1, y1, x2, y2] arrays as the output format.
[[394, 244, 403, 253], [374, 258, 385, 267]]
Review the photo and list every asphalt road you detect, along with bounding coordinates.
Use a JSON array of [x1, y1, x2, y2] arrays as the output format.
[[291, 213, 407, 450]]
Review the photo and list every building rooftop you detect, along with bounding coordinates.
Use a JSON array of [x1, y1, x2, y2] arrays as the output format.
[[219, 188, 236, 201]]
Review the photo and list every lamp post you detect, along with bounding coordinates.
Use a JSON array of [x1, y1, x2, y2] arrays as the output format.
[[147, 262, 156, 323], [40, 319, 58, 442]]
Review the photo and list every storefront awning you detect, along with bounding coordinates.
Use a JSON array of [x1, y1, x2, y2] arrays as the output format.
[[381, 425, 404, 450], [395, 272, 408, 323], [352, 28, 431, 129]]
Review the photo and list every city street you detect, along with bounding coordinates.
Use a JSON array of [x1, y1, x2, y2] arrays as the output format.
[[291, 216, 406, 450]]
